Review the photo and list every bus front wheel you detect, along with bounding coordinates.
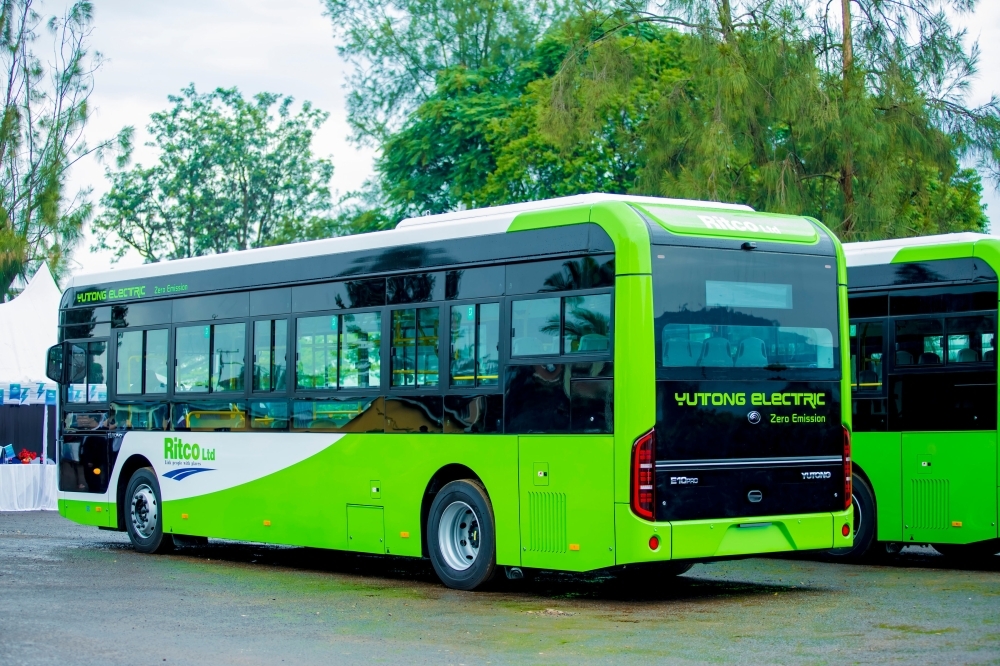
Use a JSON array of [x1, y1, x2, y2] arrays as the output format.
[[427, 480, 497, 591], [124, 467, 174, 554], [828, 473, 876, 561]]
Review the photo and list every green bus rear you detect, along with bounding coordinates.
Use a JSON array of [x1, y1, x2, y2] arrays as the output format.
[[50, 196, 852, 589]]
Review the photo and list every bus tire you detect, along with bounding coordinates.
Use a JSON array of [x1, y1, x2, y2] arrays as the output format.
[[828, 473, 876, 561], [427, 479, 496, 591], [124, 467, 174, 554], [934, 539, 1000, 560]]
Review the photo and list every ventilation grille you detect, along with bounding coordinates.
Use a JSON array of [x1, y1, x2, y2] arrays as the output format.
[[528, 492, 567, 553], [911, 479, 949, 530]]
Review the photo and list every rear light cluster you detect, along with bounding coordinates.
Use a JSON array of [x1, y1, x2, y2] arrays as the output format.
[[843, 426, 852, 511], [631, 429, 655, 520]]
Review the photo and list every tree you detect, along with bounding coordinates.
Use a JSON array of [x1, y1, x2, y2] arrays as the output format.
[[0, 1, 112, 301], [93, 86, 335, 262], [323, 0, 567, 144]]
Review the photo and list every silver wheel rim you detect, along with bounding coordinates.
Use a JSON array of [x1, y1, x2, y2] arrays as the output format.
[[130, 483, 158, 540], [438, 501, 480, 572]]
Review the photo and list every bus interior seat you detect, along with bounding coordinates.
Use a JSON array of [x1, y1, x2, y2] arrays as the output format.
[[735, 337, 768, 367], [663, 339, 696, 367], [918, 352, 941, 364], [986, 349, 996, 362], [956, 347, 980, 363], [578, 333, 609, 352], [895, 350, 914, 365], [698, 337, 734, 367]]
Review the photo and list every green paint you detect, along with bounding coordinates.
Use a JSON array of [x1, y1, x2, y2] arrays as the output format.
[[852, 432, 904, 542], [892, 242, 978, 264], [637, 204, 820, 244], [670, 510, 851, 559], [59, 499, 114, 528]]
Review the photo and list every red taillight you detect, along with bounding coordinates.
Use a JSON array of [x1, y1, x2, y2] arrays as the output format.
[[842, 523, 851, 537], [843, 426, 852, 511], [649, 535, 660, 550], [631, 429, 655, 520]]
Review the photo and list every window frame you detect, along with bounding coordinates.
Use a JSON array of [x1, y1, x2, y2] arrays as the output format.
[[291, 306, 386, 398], [387, 303, 444, 392], [889, 311, 997, 374], [170, 317, 250, 398], [445, 299, 504, 394], [250, 315, 290, 396], [506, 287, 614, 366], [113, 326, 171, 398]]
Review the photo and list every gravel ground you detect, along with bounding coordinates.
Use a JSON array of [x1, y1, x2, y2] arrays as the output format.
[[1, 511, 998, 665]]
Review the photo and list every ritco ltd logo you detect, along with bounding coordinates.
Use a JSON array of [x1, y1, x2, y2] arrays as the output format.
[[164, 437, 216, 461]]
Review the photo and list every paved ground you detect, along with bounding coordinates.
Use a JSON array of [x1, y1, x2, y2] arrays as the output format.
[[1, 512, 998, 665]]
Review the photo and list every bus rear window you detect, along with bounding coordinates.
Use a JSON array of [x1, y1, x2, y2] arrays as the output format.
[[653, 246, 839, 378]]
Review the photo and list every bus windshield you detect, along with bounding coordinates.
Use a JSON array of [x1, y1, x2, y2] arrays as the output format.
[[653, 246, 840, 378]]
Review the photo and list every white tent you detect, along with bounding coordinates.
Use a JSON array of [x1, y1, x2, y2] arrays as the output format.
[[0, 263, 61, 394]]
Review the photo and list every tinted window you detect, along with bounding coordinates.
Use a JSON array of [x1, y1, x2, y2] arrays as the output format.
[[890, 372, 996, 431], [890, 285, 997, 316], [570, 379, 613, 433], [253, 319, 288, 392], [946, 316, 995, 364], [387, 273, 444, 304], [173, 401, 247, 431], [504, 364, 570, 433], [296, 315, 339, 390], [117, 331, 143, 395], [110, 403, 169, 431], [68, 342, 107, 403], [894, 319, 943, 366], [385, 395, 443, 433], [340, 312, 381, 388], [443, 395, 502, 433], [852, 321, 884, 392], [563, 294, 611, 354], [249, 401, 289, 429], [506, 256, 614, 294], [391, 308, 439, 387], [250, 288, 291, 316], [173, 292, 249, 322], [849, 295, 888, 319], [145, 330, 168, 394], [175, 326, 210, 393], [449, 303, 500, 387], [112, 302, 170, 328], [445, 267, 504, 300], [511, 298, 560, 356], [292, 279, 386, 312], [212, 323, 245, 392], [292, 397, 384, 432], [653, 247, 839, 379]]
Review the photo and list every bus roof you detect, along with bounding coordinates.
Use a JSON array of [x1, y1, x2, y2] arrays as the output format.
[[843, 232, 995, 267], [68, 194, 753, 289]]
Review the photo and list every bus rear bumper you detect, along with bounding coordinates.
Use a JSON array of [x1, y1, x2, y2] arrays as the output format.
[[615, 504, 853, 564]]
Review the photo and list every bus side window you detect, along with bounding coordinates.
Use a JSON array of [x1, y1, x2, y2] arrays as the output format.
[[67, 344, 88, 403], [894, 318, 942, 366], [296, 315, 338, 390], [450, 303, 499, 387], [857, 321, 883, 391], [946, 315, 995, 364], [254, 319, 288, 392], [391, 307, 439, 387]]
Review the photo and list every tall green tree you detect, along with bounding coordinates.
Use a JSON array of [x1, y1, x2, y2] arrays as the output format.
[[93, 86, 335, 262], [323, 0, 568, 144], [0, 1, 113, 301]]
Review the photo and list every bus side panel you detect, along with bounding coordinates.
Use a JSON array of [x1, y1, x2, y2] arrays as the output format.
[[518, 435, 615, 571], [853, 432, 903, 542], [902, 431, 997, 545], [157, 433, 522, 563]]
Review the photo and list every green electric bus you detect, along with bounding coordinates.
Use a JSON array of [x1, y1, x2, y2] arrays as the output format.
[[839, 233, 1000, 559], [46, 194, 853, 590]]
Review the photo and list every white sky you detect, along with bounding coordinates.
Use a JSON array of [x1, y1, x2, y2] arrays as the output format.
[[63, 0, 1000, 277]]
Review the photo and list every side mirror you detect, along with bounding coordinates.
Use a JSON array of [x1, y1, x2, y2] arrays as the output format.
[[45, 344, 63, 383]]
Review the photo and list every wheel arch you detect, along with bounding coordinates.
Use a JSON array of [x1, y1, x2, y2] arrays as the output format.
[[420, 464, 486, 557], [116, 454, 154, 531]]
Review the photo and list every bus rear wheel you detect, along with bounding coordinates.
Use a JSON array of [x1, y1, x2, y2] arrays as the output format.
[[828, 473, 876, 562], [427, 480, 496, 591], [124, 467, 174, 554]]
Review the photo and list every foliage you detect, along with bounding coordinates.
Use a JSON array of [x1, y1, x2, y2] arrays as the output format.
[[93, 86, 335, 262], [0, 1, 113, 301], [323, 0, 567, 145]]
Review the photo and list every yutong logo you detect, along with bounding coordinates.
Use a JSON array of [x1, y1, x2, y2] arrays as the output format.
[[670, 476, 699, 485], [801, 471, 832, 480], [164, 436, 216, 461]]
